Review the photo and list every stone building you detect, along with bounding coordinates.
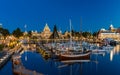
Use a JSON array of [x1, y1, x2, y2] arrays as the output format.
[[98, 24, 120, 41], [40, 23, 52, 39]]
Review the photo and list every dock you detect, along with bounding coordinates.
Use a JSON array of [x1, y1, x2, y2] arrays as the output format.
[[0, 51, 13, 69], [12, 53, 43, 75], [0, 44, 23, 69], [36, 44, 51, 58]]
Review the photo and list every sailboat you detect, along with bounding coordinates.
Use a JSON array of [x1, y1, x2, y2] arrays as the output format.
[[59, 19, 91, 61]]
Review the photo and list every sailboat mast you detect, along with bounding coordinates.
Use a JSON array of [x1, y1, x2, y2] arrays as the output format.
[[80, 17, 82, 40], [24, 24, 27, 61], [69, 19, 72, 46], [80, 18, 83, 51]]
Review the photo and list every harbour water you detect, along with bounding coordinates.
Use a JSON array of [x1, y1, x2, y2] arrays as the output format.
[[0, 45, 120, 75]]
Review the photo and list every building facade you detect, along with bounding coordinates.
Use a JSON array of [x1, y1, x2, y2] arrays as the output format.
[[30, 23, 75, 40], [98, 24, 120, 41], [40, 23, 52, 39]]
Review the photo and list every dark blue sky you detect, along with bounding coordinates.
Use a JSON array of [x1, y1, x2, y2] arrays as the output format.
[[0, 0, 120, 33]]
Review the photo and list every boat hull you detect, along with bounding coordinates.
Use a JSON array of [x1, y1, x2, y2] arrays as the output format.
[[59, 51, 91, 60]]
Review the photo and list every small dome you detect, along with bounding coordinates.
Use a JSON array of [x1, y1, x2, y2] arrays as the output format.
[[101, 28, 106, 31], [43, 23, 50, 31], [0, 23, 2, 28], [35, 30, 37, 33], [59, 30, 62, 33], [110, 24, 113, 28]]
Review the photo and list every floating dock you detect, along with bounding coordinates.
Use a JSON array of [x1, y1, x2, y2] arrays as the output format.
[[0, 52, 13, 69], [12, 53, 43, 75], [36, 44, 51, 58]]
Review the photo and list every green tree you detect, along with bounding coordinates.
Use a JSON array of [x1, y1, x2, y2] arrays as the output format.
[[0, 28, 10, 37], [49, 25, 59, 39], [12, 28, 23, 38], [82, 32, 92, 38], [93, 32, 98, 37], [2, 29, 10, 37], [28, 31, 32, 37], [71, 29, 75, 37]]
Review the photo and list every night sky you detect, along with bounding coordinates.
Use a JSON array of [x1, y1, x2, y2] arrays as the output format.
[[0, 0, 120, 33]]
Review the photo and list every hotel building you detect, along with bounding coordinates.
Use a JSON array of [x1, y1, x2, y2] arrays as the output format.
[[98, 24, 120, 41]]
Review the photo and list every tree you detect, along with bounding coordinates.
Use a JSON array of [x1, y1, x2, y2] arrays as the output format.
[[93, 32, 98, 37], [2, 29, 10, 37], [82, 32, 92, 38], [28, 31, 32, 37], [0, 28, 10, 37], [12, 28, 23, 38], [49, 25, 59, 39], [71, 29, 75, 37]]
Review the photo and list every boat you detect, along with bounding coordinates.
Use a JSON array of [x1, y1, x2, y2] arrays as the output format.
[[61, 59, 91, 63], [58, 19, 91, 61], [59, 50, 91, 60]]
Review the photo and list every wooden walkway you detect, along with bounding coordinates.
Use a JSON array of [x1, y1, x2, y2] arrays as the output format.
[[0, 51, 13, 68], [12, 53, 43, 75], [13, 66, 43, 75]]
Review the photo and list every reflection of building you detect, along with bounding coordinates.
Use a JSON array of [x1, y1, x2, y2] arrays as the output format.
[[40, 23, 52, 39], [98, 24, 120, 40]]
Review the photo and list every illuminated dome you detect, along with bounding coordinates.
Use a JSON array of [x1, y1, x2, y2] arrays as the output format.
[[41, 23, 52, 39], [35, 30, 37, 33], [101, 28, 106, 31], [110, 24, 113, 28], [43, 23, 50, 32]]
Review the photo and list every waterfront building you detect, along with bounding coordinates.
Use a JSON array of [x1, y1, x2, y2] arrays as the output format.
[[30, 23, 78, 40], [58, 30, 64, 39], [31, 30, 40, 37], [40, 23, 52, 39], [63, 31, 70, 39], [98, 24, 120, 41]]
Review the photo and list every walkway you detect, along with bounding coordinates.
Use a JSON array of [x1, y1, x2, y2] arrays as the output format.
[[12, 52, 43, 75]]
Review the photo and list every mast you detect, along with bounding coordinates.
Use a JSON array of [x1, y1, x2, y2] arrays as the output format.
[[80, 17, 83, 51], [69, 19, 72, 48], [80, 17, 82, 41], [24, 24, 27, 61]]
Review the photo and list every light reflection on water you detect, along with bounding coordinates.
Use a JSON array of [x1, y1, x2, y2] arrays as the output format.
[[110, 45, 120, 61], [1, 45, 120, 75]]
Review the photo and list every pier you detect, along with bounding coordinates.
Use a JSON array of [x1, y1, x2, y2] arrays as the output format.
[[0, 44, 22, 69], [0, 51, 13, 69], [36, 44, 51, 59], [12, 51, 43, 75]]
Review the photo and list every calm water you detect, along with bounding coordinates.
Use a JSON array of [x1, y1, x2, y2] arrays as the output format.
[[1, 45, 120, 75]]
